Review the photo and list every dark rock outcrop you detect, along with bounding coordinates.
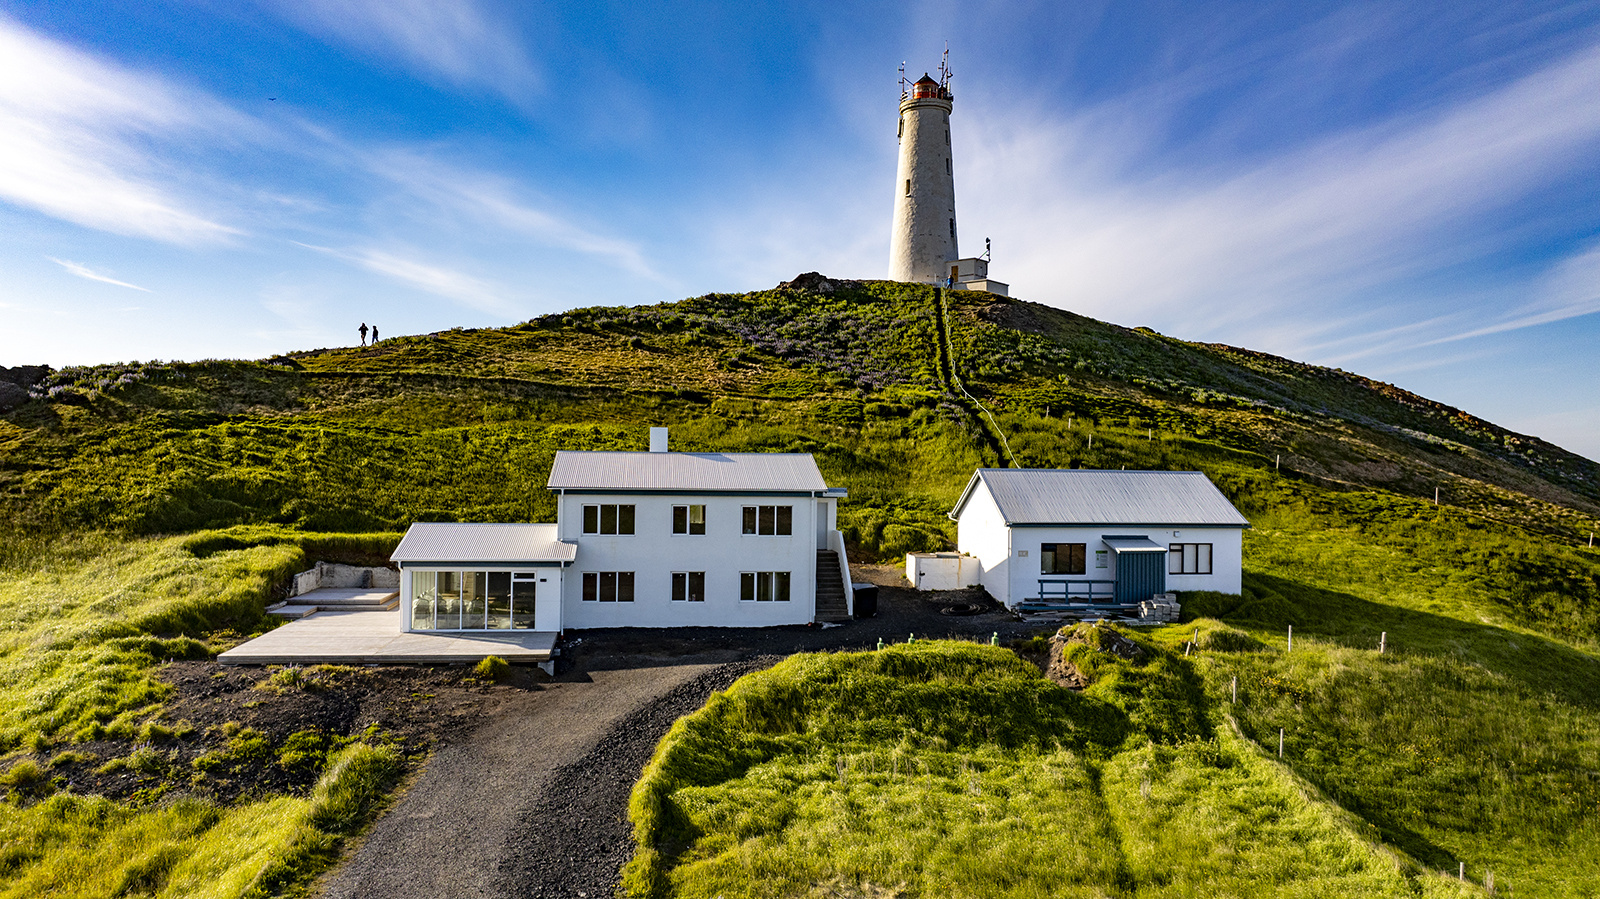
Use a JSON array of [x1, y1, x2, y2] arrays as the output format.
[[777, 272, 862, 294]]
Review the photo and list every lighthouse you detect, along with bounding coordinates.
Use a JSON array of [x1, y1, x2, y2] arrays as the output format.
[[888, 54, 1008, 295]]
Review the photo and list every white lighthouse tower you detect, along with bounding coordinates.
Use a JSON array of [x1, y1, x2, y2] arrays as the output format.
[[888, 53, 1008, 295]]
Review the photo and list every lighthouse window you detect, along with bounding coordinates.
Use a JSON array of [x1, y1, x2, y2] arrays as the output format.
[[945, 129, 950, 144], [949, 219, 956, 239], [946, 158, 951, 174], [905, 179, 911, 196]]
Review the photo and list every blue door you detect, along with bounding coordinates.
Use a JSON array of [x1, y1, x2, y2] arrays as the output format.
[[1114, 551, 1166, 604]]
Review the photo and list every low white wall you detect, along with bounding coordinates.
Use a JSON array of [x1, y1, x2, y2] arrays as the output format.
[[290, 562, 399, 597], [906, 553, 983, 591]]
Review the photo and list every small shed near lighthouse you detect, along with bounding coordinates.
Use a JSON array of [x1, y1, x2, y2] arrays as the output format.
[[949, 469, 1249, 611]]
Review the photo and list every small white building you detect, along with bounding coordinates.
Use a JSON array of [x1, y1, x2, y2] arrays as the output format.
[[391, 430, 852, 632], [949, 469, 1249, 609], [906, 552, 983, 591]]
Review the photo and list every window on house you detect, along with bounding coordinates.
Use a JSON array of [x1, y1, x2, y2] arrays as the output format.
[[582, 571, 636, 601], [672, 504, 706, 535], [582, 504, 635, 535], [411, 569, 537, 630], [742, 505, 792, 536], [1041, 543, 1087, 575], [671, 571, 706, 602], [1169, 543, 1213, 575], [740, 571, 792, 602]]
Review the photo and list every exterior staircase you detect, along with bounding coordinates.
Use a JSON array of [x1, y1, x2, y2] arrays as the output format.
[[815, 551, 850, 622]]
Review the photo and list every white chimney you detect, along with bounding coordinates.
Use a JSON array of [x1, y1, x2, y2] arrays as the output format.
[[649, 427, 669, 453]]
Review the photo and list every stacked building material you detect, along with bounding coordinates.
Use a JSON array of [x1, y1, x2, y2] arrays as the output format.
[[1129, 593, 1181, 626]]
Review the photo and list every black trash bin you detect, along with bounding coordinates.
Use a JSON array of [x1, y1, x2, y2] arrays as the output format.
[[852, 584, 879, 619]]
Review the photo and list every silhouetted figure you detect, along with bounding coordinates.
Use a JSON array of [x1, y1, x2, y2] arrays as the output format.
[[359, 323, 368, 346], [371, 325, 379, 343]]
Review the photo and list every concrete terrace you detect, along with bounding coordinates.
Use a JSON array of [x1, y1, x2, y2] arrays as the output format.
[[219, 608, 558, 668]]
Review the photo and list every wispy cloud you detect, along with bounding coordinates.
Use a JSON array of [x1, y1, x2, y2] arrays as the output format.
[[957, 39, 1600, 356], [263, 0, 540, 104], [363, 150, 664, 281], [296, 242, 516, 315], [0, 14, 245, 244], [46, 256, 151, 292], [1423, 240, 1600, 346]]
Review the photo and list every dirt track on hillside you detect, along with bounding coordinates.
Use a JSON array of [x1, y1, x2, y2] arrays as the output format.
[[317, 579, 1033, 899]]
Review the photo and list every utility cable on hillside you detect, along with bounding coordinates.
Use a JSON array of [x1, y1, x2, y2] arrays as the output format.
[[935, 288, 1018, 468]]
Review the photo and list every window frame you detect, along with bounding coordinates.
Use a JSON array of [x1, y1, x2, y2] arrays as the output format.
[[671, 571, 706, 602], [582, 503, 636, 536], [672, 504, 707, 536], [741, 505, 793, 536], [582, 570, 637, 601], [1168, 543, 1213, 575], [740, 571, 792, 602], [1040, 542, 1087, 575]]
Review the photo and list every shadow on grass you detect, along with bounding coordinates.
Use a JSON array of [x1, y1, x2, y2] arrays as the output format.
[[1194, 571, 1600, 712]]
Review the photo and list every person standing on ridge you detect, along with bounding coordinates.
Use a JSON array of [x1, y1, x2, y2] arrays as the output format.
[[371, 325, 379, 343], [359, 323, 368, 346]]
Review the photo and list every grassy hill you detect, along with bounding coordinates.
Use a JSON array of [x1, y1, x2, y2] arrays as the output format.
[[0, 277, 1598, 897]]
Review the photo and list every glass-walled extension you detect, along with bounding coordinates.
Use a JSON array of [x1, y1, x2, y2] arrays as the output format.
[[410, 570, 539, 630]]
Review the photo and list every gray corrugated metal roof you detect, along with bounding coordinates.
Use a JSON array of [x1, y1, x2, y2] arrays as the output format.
[[953, 469, 1250, 527], [547, 451, 829, 492], [390, 523, 577, 563]]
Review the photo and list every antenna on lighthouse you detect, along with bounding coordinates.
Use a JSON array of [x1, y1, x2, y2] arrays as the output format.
[[899, 61, 907, 97], [939, 43, 951, 90], [983, 237, 991, 262]]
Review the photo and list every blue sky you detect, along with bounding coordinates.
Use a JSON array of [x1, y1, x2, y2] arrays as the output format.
[[2, 1, 1599, 461]]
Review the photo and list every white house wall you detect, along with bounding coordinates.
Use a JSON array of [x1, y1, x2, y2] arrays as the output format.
[[557, 492, 830, 628], [955, 485, 1013, 606], [1004, 526, 1243, 606]]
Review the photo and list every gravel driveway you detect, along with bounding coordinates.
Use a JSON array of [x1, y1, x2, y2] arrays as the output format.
[[318, 576, 1032, 898]]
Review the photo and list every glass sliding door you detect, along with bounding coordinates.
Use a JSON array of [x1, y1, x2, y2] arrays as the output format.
[[409, 569, 543, 631], [511, 575, 537, 629], [487, 572, 512, 629], [463, 572, 487, 629], [436, 570, 462, 629], [411, 570, 437, 629]]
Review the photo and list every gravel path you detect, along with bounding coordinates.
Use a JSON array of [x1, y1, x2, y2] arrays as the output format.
[[320, 657, 764, 899], [318, 578, 1031, 898]]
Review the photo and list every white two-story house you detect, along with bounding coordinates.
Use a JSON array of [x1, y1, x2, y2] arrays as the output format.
[[390, 430, 852, 632], [950, 468, 1249, 609]]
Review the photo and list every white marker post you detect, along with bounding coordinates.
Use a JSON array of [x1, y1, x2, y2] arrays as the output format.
[[1287, 624, 1293, 652], [1379, 632, 1386, 654], [1276, 454, 1281, 470], [1231, 675, 1237, 704], [1278, 728, 1284, 758]]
